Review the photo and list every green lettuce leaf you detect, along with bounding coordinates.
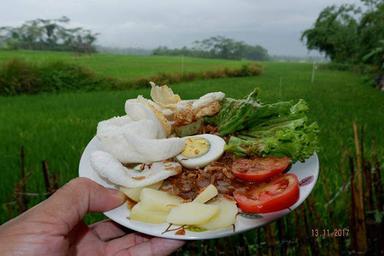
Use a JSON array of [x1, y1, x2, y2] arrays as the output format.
[[210, 89, 319, 162], [205, 88, 261, 135], [226, 122, 319, 162]]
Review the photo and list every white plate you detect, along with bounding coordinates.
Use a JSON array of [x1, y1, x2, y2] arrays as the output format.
[[79, 136, 319, 240]]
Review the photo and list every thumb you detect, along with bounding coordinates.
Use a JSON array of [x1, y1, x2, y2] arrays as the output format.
[[36, 177, 126, 233]]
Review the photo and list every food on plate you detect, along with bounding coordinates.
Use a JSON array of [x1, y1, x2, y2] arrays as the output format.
[[176, 134, 226, 169], [231, 156, 291, 182], [119, 181, 163, 202], [193, 184, 218, 203], [130, 202, 169, 224], [198, 197, 238, 230], [174, 118, 203, 137], [124, 96, 172, 137], [129, 188, 184, 224], [90, 151, 182, 188], [150, 81, 181, 110], [234, 173, 300, 213], [208, 89, 319, 162], [166, 202, 219, 225], [139, 188, 183, 212], [89, 81, 319, 231], [161, 154, 241, 200], [97, 117, 184, 163], [174, 92, 225, 126]]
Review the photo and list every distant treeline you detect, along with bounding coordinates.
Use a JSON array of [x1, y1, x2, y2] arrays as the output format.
[[0, 17, 98, 53], [96, 46, 152, 56], [301, 0, 384, 90], [153, 36, 269, 61]]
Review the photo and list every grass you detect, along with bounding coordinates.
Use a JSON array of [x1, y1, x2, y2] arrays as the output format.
[[0, 52, 383, 253], [0, 50, 248, 80]]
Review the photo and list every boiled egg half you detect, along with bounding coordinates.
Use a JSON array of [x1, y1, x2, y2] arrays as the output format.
[[176, 134, 225, 168]]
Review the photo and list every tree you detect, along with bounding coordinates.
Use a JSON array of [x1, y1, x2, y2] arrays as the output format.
[[302, 0, 384, 89], [301, 4, 360, 62], [302, 0, 384, 64], [0, 17, 98, 53], [358, 1, 384, 63], [363, 40, 384, 90], [153, 36, 269, 61]]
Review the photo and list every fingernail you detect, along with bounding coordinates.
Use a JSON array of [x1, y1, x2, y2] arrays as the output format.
[[108, 188, 127, 201]]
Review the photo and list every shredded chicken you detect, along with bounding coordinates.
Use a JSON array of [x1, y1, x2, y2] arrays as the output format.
[[174, 102, 195, 126], [195, 101, 221, 119]]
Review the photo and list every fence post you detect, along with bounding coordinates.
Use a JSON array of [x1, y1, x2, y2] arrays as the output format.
[[311, 61, 316, 84]]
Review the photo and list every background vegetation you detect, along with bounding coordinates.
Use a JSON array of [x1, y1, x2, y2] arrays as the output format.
[[0, 17, 97, 53], [153, 36, 270, 61], [0, 53, 262, 95], [301, 0, 384, 89]]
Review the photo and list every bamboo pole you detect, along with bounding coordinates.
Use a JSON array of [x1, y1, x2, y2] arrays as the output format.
[[352, 122, 367, 254], [360, 126, 374, 212], [239, 233, 250, 256], [306, 197, 324, 252], [304, 202, 320, 255], [276, 219, 287, 256], [349, 156, 357, 253], [294, 209, 307, 255], [15, 146, 28, 213], [264, 224, 276, 256], [256, 224, 262, 255], [363, 161, 374, 212], [42, 160, 52, 198], [371, 139, 384, 254], [371, 139, 383, 213]]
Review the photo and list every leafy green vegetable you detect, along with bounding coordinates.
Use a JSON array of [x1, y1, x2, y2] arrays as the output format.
[[205, 88, 261, 135], [211, 89, 319, 162], [206, 89, 310, 136], [226, 122, 319, 162]]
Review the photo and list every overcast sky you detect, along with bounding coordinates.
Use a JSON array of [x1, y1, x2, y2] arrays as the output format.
[[0, 0, 361, 56]]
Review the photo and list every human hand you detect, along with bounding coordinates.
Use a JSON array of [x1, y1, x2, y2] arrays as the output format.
[[0, 177, 185, 255]]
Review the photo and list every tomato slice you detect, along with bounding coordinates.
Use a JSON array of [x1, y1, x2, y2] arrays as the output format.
[[233, 173, 299, 213], [232, 156, 291, 182]]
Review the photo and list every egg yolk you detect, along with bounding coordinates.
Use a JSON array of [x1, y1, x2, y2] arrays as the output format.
[[181, 137, 210, 158]]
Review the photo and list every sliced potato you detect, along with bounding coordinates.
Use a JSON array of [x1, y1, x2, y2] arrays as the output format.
[[120, 181, 163, 202], [198, 197, 238, 230], [140, 188, 183, 212], [130, 202, 168, 224], [167, 202, 219, 225], [193, 184, 218, 203]]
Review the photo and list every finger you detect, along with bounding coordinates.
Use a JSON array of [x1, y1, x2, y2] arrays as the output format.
[[35, 177, 126, 234], [114, 237, 185, 256], [90, 220, 127, 241], [105, 233, 150, 255], [68, 222, 105, 255]]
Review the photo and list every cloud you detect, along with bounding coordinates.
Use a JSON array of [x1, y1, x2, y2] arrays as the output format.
[[0, 0, 361, 56]]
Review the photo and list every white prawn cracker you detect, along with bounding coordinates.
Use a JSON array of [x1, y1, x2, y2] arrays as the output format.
[[90, 151, 182, 188], [97, 116, 184, 163]]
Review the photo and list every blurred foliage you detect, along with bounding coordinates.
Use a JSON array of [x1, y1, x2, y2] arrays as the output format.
[[153, 36, 269, 61], [0, 59, 262, 95], [302, 0, 384, 89], [0, 17, 98, 54]]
